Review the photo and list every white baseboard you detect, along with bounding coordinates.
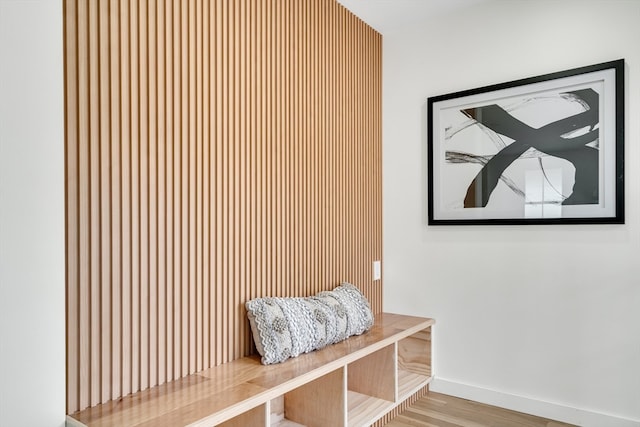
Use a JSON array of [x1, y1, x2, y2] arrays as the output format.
[[66, 415, 87, 427], [430, 378, 640, 427]]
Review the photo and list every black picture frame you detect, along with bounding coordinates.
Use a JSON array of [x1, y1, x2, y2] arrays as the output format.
[[427, 59, 624, 225]]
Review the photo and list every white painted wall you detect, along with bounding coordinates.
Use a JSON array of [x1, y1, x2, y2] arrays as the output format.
[[383, 1, 640, 426], [0, 1, 66, 426]]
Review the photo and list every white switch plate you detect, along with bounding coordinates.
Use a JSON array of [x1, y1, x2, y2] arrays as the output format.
[[373, 260, 381, 281]]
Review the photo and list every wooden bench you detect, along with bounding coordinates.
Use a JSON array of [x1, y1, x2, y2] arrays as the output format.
[[67, 313, 434, 427]]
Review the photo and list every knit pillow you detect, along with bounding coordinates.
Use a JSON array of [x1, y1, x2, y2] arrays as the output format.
[[245, 283, 374, 365]]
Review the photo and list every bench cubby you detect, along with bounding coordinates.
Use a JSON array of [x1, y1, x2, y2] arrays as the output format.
[[398, 327, 432, 400]]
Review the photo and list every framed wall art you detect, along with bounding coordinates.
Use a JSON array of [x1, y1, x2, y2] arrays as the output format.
[[427, 59, 624, 225]]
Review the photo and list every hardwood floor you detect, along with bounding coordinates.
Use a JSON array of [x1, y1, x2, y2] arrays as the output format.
[[385, 392, 577, 427]]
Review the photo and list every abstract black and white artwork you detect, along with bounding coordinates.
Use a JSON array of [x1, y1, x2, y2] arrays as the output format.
[[427, 59, 624, 225]]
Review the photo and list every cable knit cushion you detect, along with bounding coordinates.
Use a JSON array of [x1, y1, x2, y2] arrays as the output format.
[[245, 283, 374, 365]]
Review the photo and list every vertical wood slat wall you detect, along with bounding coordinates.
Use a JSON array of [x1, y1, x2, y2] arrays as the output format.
[[65, 0, 382, 414]]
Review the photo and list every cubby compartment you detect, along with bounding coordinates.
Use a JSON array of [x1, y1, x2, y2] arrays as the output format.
[[270, 367, 346, 427], [347, 344, 396, 426], [397, 326, 432, 400]]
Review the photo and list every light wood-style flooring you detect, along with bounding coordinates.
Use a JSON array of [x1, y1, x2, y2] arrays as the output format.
[[386, 392, 577, 427]]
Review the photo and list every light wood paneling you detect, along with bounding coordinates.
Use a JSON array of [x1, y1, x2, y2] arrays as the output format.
[[64, 0, 382, 414]]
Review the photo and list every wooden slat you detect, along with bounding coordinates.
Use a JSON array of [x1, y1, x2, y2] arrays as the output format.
[[148, 0, 158, 390], [98, 0, 111, 404], [156, 0, 167, 387], [119, 0, 132, 399], [64, 0, 79, 411], [88, 0, 100, 407], [139, 0, 150, 393], [65, 0, 382, 414], [130, 0, 141, 397], [77, 0, 90, 411], [109, 0, 122, 402]]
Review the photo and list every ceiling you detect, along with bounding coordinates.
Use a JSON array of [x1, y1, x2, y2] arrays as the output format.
[[336, 0, 490, 34]]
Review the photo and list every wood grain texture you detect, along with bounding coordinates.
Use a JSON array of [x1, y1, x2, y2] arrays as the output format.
[[64, 0, 382, 414], [383, 392, 578, 427], [284, 367, 346, 427], [348, 344, 396, 402], [398, 329, 431, 377]]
